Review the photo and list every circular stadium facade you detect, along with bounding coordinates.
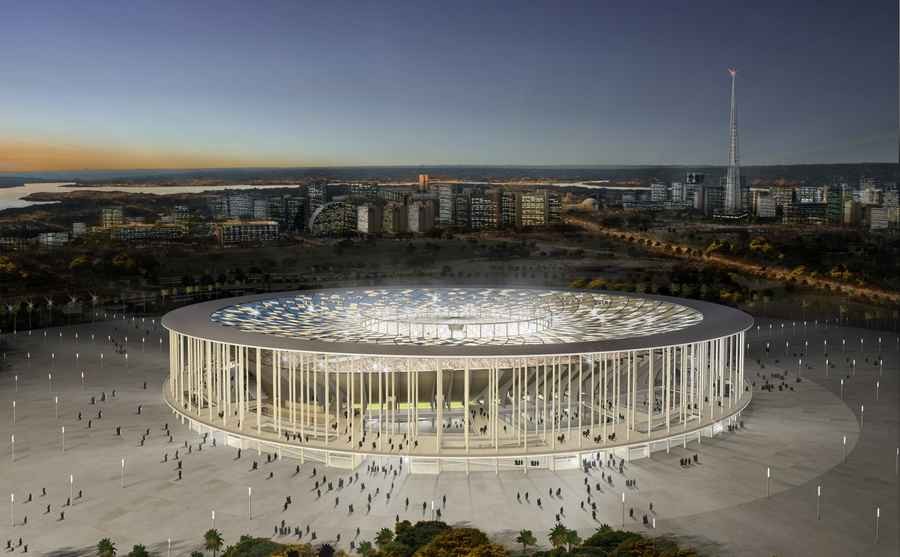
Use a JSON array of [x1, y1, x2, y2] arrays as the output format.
[[162, 287, 753, 473]]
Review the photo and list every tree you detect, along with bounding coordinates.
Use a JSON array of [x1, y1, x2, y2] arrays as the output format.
[[464, 544, 508, 557], [416, 528, 489, 557], [548, 524, 569, 551], [97, 538, 117, 557], [317, 544, 335, 557], [128, 545, 149, 557], [375, 528, 394, 549], [515, 530, 536, 554], [564, 528, 581, 552], [356, 541, 374, 557], [204, 528, 224, 557], [191, 553, 205, 557]]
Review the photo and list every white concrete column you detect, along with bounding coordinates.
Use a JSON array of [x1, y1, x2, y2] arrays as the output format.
[[464, 358, 470, 454]]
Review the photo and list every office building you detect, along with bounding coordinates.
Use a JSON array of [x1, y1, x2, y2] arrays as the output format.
[[357, 204, 383, 234], [408, 201, 435, 234], [37, 231, 69, 248], [215, 220, 279, 245], [101, 207, 124, 228], [382, 202, 408, 234]]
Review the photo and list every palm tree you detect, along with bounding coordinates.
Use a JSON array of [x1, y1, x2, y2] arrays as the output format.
[[204, 528, 224, 557], [127, 545, 149, 557], [515, 529, 537, 554], [374, 528, 394, 549], [356, 540, 374, 556], [96, 538, 117, 557], [548, 524, 568, 551], [564, 528, 581, 552]]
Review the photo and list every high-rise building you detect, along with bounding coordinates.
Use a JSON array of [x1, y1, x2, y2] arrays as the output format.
[[101, 207, 124, 228], [437, 183, 462, 225], [470, 189, 500, 229], [173, 205, 191, 227], [215, 221, 279, 245], [650, 183, 669, 203], [284, 196, 307, 231], [517, 190, 561, 227], [500, 190, 518, 227], [382, 202, 408, 234], [252, 199, 269, 220], [843, 200, 863, 226], [408, 201, 435, 234], [37, 231, 70, 248], [357, 204, 383, 234], [683, 172, 705, 207], [418, 174, 430, 191], [724, 68, 742, 213], [695, 184, 725, 216], [227, 194, 253, 219], [307, 182, 328, 216], [869, 207, 890, 230], [670, 182, 684, 203], [754, 192, 777, 218], [71, 222, 87, 237], [349, 182, 379, 201], [824, 186, 844, 224]]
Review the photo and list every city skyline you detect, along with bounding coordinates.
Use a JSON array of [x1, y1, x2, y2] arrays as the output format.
[[1, 0, 898, 172]]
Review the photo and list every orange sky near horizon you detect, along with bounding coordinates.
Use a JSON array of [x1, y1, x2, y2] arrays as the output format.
[[0, 138, 291, 172]]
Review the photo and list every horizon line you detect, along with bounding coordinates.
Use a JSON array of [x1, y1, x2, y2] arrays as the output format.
[[2, 161, 897, 177]]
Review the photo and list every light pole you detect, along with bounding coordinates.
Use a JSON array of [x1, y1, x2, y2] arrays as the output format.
[[121, 457, 126, 488], [840, 379, 844, 400], [81, 371, 85, 390], [9, 493, 13, 527], [860, 404, 864, 428], [69, 474, 73, 502], [248, 486, 252, 519], [48, 372, 52, 392], [167, 538, 172, 557], [875, 380, 880, 401], [825, 358, 829, 377], [211, 509, 215, 529], [874, 507, 880, 543], [842, 435, 847, 462], [11, 400, 15, 424], [55, 396, 59, 420], [816, 485, 821, 520], [766, 467, 771, 497], [621, 492, 626, 526], [13, 375, 17, 392], [10, 434, 14, 462], [61, 426, 65, 452]]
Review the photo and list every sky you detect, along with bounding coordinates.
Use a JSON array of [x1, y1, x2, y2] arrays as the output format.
[[0, 0, 897, 171]]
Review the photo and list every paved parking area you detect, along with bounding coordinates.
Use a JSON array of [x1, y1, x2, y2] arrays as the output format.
[[0, 316, 895, 555]]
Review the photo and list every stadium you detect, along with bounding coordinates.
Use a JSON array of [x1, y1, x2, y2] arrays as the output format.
[[162, 287, 753, 473]]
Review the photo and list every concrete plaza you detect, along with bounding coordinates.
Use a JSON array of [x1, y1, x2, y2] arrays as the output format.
[[0, 315, 896, 555]]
